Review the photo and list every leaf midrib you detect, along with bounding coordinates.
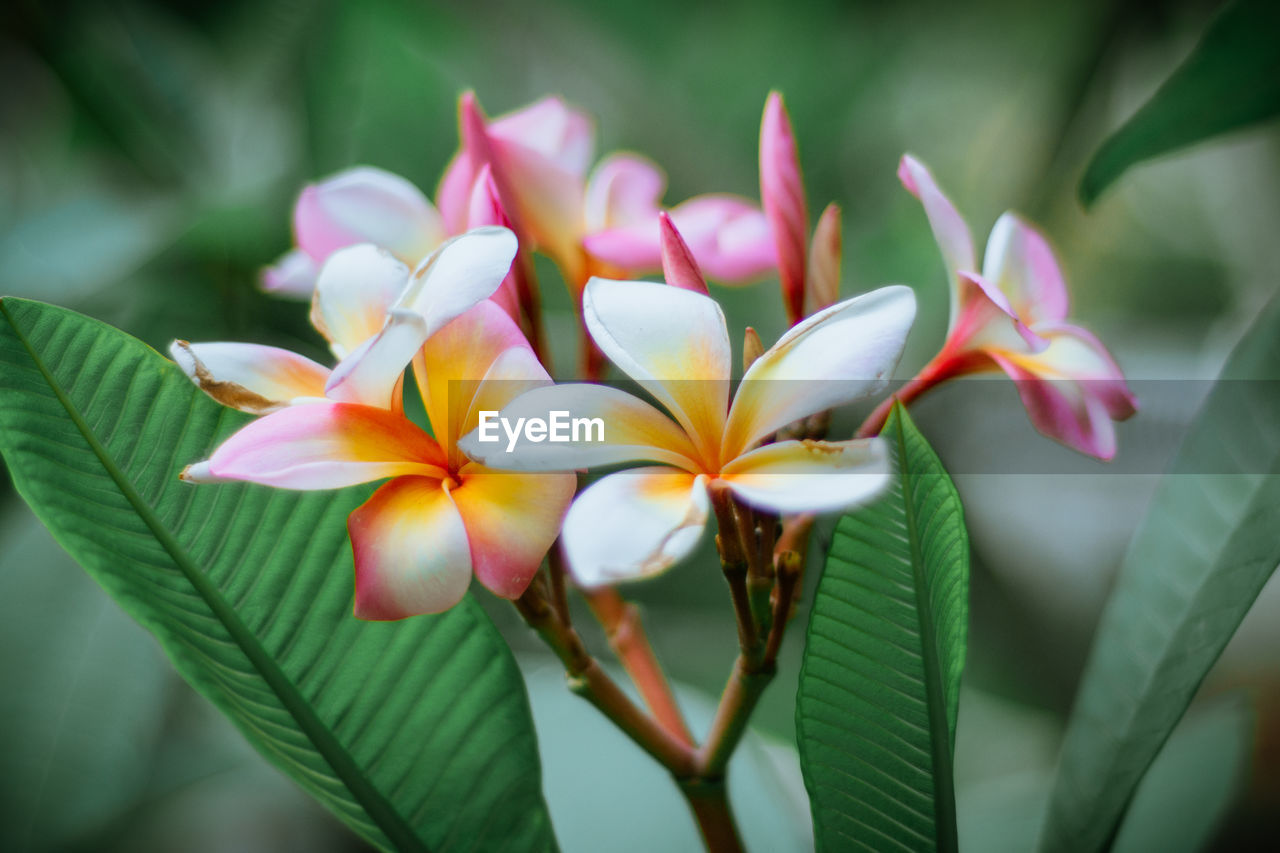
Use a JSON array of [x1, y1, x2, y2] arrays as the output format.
[[890, 413, 958, 853], [0, 299, 426, 853]]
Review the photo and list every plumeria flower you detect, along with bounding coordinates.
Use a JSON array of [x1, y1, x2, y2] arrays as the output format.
[[897, 155, 1137, 459], [181, 296, 575, 618], [459, 276, 916, 587], [175, 227, 519, 414], [441, 92, 776, 292]]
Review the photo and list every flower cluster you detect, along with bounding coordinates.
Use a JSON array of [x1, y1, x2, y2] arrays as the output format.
[[175, 91, 1135, 619]]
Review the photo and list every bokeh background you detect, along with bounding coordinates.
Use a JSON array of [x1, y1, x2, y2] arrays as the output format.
[[2, 0, 1278, 850]]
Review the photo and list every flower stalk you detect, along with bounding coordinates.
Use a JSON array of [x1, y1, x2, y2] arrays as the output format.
[[583, 584, 695, 745]]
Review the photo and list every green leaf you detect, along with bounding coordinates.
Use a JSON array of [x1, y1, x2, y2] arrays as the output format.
[[796, 403, 969, 852], [0, 298, 555, 853], [1039, 296, 1280, 853], [1079, 0, 1280, 206]]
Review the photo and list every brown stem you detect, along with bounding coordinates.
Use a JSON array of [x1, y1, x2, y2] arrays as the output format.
[[515, 584, 696, 776], [710, 485, 758, 656], [856, 350, 989, 439], [679, 777, 747, 853], [764, 549, 804, 664], [697, 513, 815, 777], [856, 373, 934, 439], [697, 656, 777, 777], [513, 246, 550, 372], [547, 544, 571, 625], [584, 586, 695, 746]]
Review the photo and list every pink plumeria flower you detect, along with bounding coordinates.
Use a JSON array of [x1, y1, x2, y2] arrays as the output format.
[[175, 227, 519, 414], [459, 277, 916, 586], [263, 167, 449, 297], [898, 155, 1137, 459], [181, 297, 575, 618]]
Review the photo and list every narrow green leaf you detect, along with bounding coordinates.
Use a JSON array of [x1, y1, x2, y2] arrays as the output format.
[[1080, 0, 1280, 206], [1039, 296, 1280, 853], [796, 403, 969, 852], [0, 298, 555, 853]]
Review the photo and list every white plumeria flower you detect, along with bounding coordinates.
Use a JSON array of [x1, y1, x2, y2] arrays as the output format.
[[172, 227, 518, 415], [459, 277, 916, 587]]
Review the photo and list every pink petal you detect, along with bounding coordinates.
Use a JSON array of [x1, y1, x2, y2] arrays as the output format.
[[454, 93, 589, 285], [951, 271, 1047, 355], [583, 195, 776, 283], [987, 323, 1137, 460], [294, 166, 444, 267], [982, 213, 1069, 324], [488, 96, 595, 177], [194, 403, 447, 490], [898, 154, 976, 318], [582, 223, 662, 271], [436, 150, 478, 237], [261, 249, 319, 297], [465, 165, 521, 322], [584, 153, 666, 231], [349, 476, 472, 619], [659, 212, 710, 295]]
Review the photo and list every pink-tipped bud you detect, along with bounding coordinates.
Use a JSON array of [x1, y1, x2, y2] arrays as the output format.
[[743, 326, 765, 373], [760, 91, 809, 325], [658, 211, 710, 295], [805, 202, 842, 315], [458, 91, 490, 160]]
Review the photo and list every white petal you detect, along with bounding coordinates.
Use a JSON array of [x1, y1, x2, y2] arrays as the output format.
[[309, 244, 410, 357], [325, 228, 519, 408], [397, 226, 519, 334], [722, 285, 916, 460], [562, 469, 709, 588], [457, 382, 701, 472], [721, 438, 891, 514], [583, 277, 730, 463], [295, 166, 445, 266], [170, 340, 330, 414]]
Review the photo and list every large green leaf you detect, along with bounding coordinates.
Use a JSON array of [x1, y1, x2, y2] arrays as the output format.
[[0, 297, 555, 853], [1039, 296, 1280, 853], [1079, 0, 1280, 206], [796, 403, 969, 852]]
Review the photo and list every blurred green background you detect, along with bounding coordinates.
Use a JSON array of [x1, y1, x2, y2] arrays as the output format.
[[2, 0, 1278, 849]]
